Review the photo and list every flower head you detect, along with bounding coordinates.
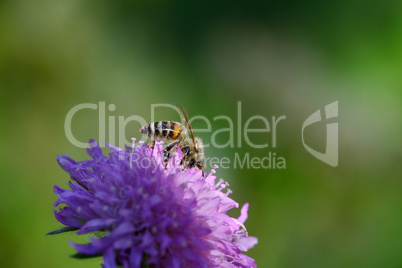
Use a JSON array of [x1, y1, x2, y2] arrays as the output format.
[[51, 139, 257, 267]]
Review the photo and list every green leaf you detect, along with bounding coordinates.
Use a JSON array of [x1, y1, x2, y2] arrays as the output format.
[[70, 253, 103, 259], [91, 231, 106, 238], [46, 226, 79, 236]]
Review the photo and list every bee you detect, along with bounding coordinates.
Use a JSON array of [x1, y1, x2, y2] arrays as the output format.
[[139, 105, 205, 172]]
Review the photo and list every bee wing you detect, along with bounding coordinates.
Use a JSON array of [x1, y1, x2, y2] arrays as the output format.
[[178, 104, 197, 151]]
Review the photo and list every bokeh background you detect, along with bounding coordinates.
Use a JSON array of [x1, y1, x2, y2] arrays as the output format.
[[1, 0, 402, 267]]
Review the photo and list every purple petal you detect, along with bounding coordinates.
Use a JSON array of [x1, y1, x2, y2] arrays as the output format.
[[53, 209, 83, 228], [111, 221, 136, 238], [113, 236, 134, 249], [69, 241, 103, 255], [103, 247, 117, 268], [238, 203, 249, 224], [90, 237, 113, 247], [87, 139, 107, 161], [57, 154, 78, 173], [77, 218, 118, 235], [129, 248, 142, 268], [235, 236, 258, 251]]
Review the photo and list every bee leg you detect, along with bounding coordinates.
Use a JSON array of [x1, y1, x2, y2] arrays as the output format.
[[163, 151, 170, 164], [163, 155, 169, 170], [163, 140, 181, 168], [180, 147, 190, 165], [197, 163, 204, 177], [188, 159, 196, 168], [148, 140, 155, 149], [165, 139, 181, 153]]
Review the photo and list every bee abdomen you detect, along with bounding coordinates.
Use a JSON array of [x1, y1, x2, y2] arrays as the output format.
[[142, 121, 184, 141]]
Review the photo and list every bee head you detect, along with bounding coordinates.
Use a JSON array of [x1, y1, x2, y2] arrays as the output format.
[[139, 125, 149, 134]]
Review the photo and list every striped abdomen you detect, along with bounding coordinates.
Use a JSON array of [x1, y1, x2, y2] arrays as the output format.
[[140, 121, 186, 142]]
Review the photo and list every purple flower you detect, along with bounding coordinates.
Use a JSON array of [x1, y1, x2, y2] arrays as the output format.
[[50, 139, 257, 268]]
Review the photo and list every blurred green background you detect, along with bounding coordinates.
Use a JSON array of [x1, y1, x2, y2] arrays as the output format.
[[1, 0, 402, 267]]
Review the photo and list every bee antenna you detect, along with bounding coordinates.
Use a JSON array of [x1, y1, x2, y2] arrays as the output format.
[[180, 104, 197, 151]]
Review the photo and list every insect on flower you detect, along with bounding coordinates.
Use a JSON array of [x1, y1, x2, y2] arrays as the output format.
[[140, 105, 205, 172]]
